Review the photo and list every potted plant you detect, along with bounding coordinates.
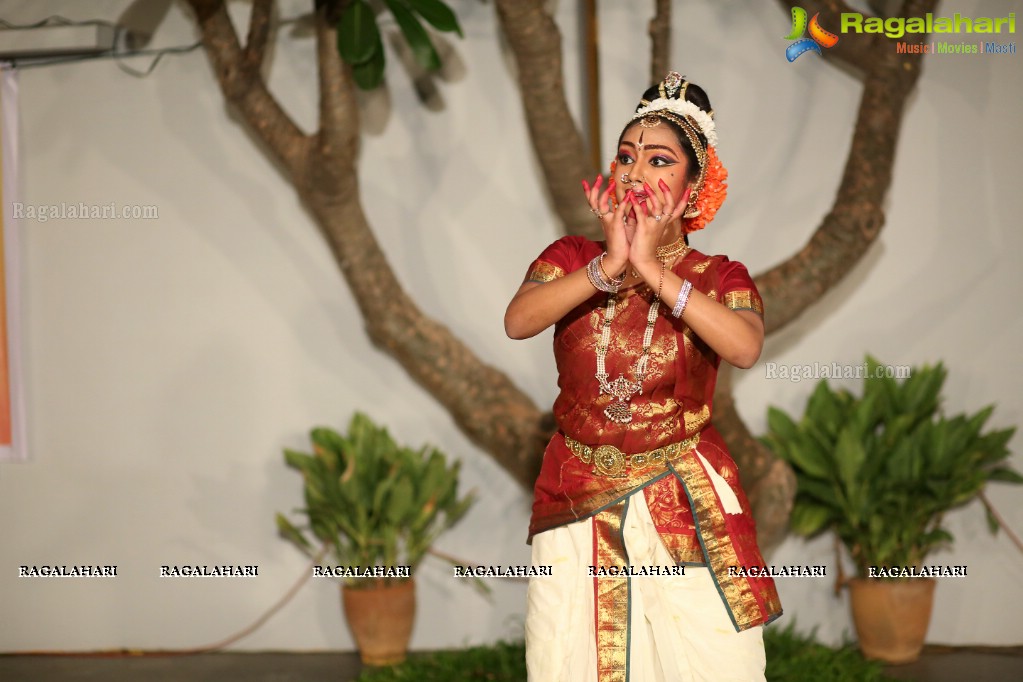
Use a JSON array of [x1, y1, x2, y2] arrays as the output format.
[[762, 356, 1020, 664], [276, 412, 475, 665]]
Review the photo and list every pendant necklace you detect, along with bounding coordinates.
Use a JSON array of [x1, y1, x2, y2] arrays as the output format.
[[596, 241, 691, 424]]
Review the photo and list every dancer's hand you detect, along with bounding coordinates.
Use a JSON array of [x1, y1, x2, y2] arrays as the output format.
[[629, 180, 690, 269], [582, 175, 631, 275]]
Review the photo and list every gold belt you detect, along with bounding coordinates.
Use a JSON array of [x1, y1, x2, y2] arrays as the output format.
[[563, 433, 700, 478]]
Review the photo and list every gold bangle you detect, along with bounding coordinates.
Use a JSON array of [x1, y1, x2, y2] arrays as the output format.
[[598, 253, 626, 285]]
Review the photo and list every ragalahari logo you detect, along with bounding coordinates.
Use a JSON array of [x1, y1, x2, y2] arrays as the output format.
[[785, 7, 839, 61]]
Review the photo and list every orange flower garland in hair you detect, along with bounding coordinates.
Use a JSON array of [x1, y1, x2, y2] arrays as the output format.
[[682, 146, 727, 234]]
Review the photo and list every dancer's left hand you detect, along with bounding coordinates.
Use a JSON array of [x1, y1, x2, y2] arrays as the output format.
[[628, 180, 691, 268]]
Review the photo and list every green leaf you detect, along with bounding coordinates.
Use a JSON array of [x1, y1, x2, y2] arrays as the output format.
[[283, 448, 315, 472], [795, 477, 837, 506], [805, 380, 847, 439], [384, 0, 441, 70], [410, 0, 463, 37], [446, 490, 476, 528], [985, 504, 1001, 534], [310, 426, 346, 470], [338, 0, 381, 65], [386, 477, 415, 526], [789, 502, 832, 537], [987, 467, 1023, 484], [835, 427, 867, 491], [977, 427, 1017, 464], [901, 361, 945, 417], [766, 408, 835, 480], [276, 513, 314, 553], [418, 450, 449, 504], [372, 471, 398, 513], [766, 407, 800, 452], [919, 527, 954, 550], [787, 438, 834, 481]]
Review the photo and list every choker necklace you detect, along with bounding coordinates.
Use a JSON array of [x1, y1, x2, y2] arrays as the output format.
[[630, 241, 691, 281], [595, 262, 665, 424], [655, 235, 688, 261]]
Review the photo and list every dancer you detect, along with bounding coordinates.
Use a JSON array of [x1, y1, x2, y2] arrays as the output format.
[[505, 71, 782, 682]]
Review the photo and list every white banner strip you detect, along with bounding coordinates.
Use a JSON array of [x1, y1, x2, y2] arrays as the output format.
[[0, 63, 28, 461]]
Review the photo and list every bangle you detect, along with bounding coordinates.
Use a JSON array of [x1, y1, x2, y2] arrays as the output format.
[[587, 255, 620, 293], [671, 279, 693, 318], [598, 253, 626, 287]]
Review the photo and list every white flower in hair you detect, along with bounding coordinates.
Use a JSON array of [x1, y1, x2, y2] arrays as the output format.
[[633, 98, 718, 148]]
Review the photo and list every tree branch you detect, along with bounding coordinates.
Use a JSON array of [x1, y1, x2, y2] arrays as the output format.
[[648, 0, 671, 85], [713, 366, 795, 553], [186, 0, 310, 174], [301, 21, 551, 489], [494, 0, 599, 239], [306, 173, 552, 488], [243, 0, 273, 69], [188, 0, 552, 487], [755, 0, 936, 334], [314, 5, 356, 158], [716, 1, 936, 549]]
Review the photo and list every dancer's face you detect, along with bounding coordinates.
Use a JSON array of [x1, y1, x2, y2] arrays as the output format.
[[614, 122, 691, 222]]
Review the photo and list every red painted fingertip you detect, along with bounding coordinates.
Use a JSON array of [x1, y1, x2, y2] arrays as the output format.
[[595, 175, 604, 186], [658, 179, 669, 190], [582, 180, 590, 193]]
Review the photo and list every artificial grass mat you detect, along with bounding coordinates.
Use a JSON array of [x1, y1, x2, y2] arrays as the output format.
[[356, 622, 896, 681]]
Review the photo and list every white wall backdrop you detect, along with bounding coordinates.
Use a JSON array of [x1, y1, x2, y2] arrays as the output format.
[[1, 0, 1020, 652]]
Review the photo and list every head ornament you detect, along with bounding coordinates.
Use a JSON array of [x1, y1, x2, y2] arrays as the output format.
[[625, 71, 728, 234]]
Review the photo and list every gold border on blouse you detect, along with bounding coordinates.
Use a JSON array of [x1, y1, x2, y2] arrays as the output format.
[[526, 261, 566, 283]]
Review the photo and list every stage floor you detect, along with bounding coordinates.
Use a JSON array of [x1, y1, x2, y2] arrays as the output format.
[[1, 646, 1021, 681]]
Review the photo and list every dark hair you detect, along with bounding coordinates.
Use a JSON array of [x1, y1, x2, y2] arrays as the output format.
[[616, 79, 712, 184]]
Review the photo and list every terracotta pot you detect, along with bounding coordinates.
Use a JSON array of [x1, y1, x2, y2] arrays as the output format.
[[341, 579, 416, 666], [849, 577, 935, 664]]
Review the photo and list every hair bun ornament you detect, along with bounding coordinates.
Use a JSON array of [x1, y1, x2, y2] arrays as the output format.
[[662, 71, 684, 98], [634, 73, 716, 148]]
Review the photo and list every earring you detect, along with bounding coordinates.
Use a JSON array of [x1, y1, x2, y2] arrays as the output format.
[[683, 190, 701, 219]]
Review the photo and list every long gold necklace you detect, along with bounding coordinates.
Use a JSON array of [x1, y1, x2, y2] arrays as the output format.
[[595, 243, 690, 424]]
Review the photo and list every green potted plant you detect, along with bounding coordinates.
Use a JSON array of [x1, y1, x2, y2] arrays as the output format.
[[276, 412, 475, 665], [762, 356, 1020, 664]]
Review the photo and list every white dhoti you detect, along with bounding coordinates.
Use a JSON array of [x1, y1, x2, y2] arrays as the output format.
[[525, 489, 766, 682]]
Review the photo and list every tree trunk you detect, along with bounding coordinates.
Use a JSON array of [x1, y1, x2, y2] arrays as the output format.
[[493, 0, 600, 238], [757, 0, 934, 335], [648, 0, 671, 85]]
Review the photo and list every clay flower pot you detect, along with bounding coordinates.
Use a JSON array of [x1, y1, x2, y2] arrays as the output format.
[[341, 579, 416, 666], [849, 577, 936, 664]]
